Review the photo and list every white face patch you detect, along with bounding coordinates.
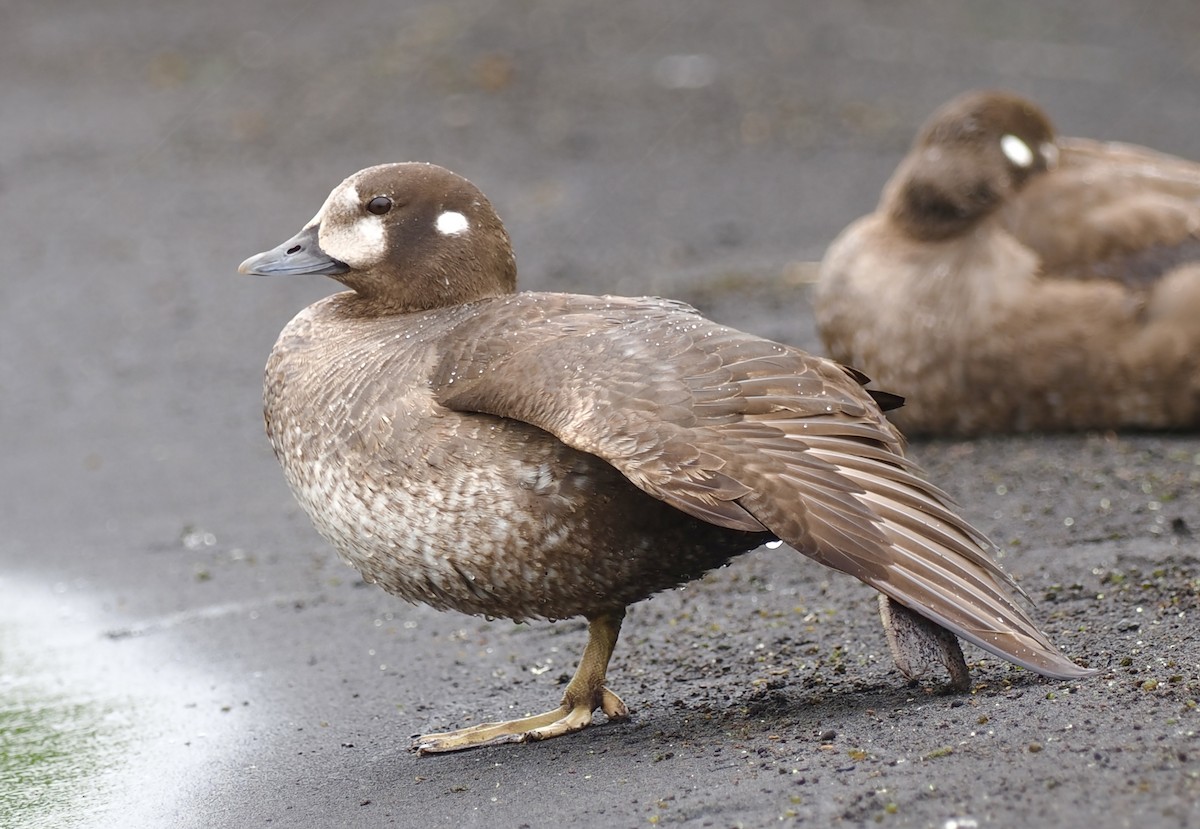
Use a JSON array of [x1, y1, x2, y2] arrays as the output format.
[[303, 181, 362, 229], [338, 183, 362, 211], [435, 210, 470, 236], [312, 180, 388, 268], [1000, 134, 1034, 168], [303, 184, 344, 229], [357, 215, 386, 246]]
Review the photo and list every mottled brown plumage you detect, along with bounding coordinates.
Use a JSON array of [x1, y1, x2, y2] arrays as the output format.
[[817, 90, 1200, 436], [241, 162, 1091, 753]]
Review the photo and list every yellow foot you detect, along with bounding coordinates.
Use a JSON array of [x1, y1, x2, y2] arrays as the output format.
[[415, 686, 628, 755]]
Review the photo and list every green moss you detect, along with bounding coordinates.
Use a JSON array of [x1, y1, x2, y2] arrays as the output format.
[[0, 623, 126, 828]]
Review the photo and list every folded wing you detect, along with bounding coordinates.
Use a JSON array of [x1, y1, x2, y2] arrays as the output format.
[[433, 292, 1090, 678], [1004, 137, 1200, 288]]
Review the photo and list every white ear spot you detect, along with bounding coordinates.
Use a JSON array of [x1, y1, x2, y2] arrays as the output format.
[[436, 211, 470, 236], [1000, 134, 1034, 168]]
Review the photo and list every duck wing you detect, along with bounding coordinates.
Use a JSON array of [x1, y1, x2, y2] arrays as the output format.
[[432, 292, 1091, 679], [1003, 137, 1200, 289]]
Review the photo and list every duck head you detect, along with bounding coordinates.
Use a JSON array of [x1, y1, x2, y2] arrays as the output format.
[[884, 90, 1058, 241], [239, 163, 517, 312]]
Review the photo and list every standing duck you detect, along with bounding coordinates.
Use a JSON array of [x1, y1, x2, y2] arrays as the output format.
[[816, 89, 1200, 436], [240, 162, 1091, 754]]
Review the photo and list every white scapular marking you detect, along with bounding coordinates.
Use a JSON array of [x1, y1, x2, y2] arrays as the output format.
[[436, 211, 470, 235], [1000, 134, 1034, 168]]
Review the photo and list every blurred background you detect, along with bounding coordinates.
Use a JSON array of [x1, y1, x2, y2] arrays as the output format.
[[2, 2, 1199, 827]]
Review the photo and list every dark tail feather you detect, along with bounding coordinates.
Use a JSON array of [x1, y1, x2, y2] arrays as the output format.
[[840, 364, 905, 412], [868, 389, 905, 412]]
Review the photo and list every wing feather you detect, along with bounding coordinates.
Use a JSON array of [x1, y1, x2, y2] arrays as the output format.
[[432, 292, 1089, 678], [1004, 137, 1200, 288]]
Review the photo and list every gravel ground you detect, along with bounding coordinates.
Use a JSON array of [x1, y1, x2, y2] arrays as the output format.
[[2, 2, 1198, 827]]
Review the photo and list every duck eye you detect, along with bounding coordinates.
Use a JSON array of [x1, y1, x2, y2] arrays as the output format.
[[366, 196, 393, 215]]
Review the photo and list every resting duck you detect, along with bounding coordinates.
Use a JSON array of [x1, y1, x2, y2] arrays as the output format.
[[239, 162, 1091, 754], [816, 89, 1200, 436]]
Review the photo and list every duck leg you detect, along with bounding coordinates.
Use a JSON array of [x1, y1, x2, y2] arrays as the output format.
[[415, 611, 629, 754], [878, 595, 971, 691]]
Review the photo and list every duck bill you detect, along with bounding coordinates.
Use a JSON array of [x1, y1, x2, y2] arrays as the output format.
[[238, 225, 350, 276]]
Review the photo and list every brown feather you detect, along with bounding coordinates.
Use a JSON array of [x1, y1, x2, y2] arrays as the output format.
[[818, 90, 1200, 435], [434, 292, 1086, 677]]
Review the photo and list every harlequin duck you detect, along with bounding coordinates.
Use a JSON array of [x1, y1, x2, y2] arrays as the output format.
[[240, 162, 1091, 753], [816, 89, 1200, 435]]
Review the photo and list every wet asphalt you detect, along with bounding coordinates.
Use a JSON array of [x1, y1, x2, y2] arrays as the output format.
[[2, 1, 1199, 827]]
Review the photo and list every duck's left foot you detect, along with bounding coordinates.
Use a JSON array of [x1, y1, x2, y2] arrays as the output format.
[[415, 611, 629, 755], [415, 686, 627, 754]]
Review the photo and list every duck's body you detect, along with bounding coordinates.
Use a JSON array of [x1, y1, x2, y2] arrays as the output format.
[[267, 292, 772, 621], [816, 90, 1200, 436], [242, 162, 1091, 754]]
